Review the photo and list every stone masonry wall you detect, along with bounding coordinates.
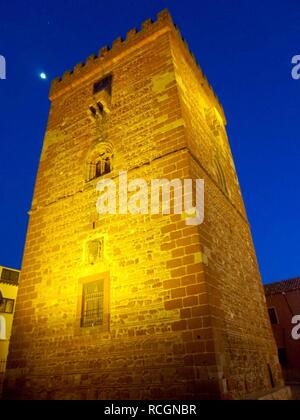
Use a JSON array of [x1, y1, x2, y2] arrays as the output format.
[[3, 10, 285, 400], [168, 28, 284, 398]]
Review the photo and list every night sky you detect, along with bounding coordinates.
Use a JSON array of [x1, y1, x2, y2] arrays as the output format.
[[0, 0, 299, 283]]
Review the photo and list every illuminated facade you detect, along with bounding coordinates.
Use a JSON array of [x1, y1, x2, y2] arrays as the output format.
[[4, 10, 290, 400], [0, 266, 20, 393]]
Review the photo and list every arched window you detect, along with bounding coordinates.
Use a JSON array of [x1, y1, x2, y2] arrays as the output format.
[[0, 315, 6, 340], [86, 143, 113, 182], [95, 154, 112, 178], [214, 159, 228, 195]]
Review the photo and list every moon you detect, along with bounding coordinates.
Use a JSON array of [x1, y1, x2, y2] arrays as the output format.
[[40, 72, 47, 80]]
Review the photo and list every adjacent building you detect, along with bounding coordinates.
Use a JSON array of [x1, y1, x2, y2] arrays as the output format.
[[0, 266, 20, 393], [265, 278, 300, 382]]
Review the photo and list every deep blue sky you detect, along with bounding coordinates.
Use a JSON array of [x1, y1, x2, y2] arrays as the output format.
[[0, 0, 299, 283]]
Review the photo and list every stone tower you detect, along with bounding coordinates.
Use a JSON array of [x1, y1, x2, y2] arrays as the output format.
[[4, 10, 289, 400]]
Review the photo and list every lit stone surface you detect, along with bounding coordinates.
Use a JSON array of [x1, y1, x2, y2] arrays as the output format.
[[3, 10, 286, 400]]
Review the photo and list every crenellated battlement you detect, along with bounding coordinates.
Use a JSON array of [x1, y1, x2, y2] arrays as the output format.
[[49, 9, 224, 117], [49, 10, 173, 99]]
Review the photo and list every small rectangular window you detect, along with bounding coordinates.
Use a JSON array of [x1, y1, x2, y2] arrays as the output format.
[[0, 298, 15, 314], [1, 268, 19, 284], [93, 74, 112, 95], [268, 307, 279, 325], [76, 273, 110, 334], [81, 280, 104, 328]]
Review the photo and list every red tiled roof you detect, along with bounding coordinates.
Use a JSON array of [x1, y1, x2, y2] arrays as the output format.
[[264, 277, 300, 295]]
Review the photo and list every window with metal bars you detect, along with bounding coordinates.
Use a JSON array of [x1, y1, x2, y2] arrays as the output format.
[[81, 280, 104, 328], [0, 268, 19, 285], [0, 298, 14, 314]]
